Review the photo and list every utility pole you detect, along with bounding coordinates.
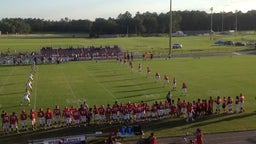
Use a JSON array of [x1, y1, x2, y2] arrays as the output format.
[[235, 10, 238, 33], [168, 0, 172, 58], [222, 11, 224, 32], [210, 7, 213, 40]]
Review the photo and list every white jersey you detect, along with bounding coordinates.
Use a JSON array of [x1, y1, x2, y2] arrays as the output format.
[[23, 92, 30, 100], [29, 74, 33, 81], [26, 81, 32, 88]]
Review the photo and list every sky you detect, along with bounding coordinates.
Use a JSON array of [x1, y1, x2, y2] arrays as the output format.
[[0, 0, 255, 21]]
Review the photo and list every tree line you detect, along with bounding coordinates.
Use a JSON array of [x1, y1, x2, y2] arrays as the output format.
[[0, 10, 255, 36]]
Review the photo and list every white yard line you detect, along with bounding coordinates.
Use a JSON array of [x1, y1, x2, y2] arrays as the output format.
[[79, 62, 118, 102], [89, 72, 118, 101], [33, 67, 39, 110], [59, 67, 78, 104]]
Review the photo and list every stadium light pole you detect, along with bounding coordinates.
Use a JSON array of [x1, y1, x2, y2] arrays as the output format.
[[235, 10, 238, 33], [221, 11, 224, 33], [210, 7, 213, 40], [168, 0, 172, 58]]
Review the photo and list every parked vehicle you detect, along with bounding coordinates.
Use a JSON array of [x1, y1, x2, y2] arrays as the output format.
[[235, 42, 246, 46], [214, 41, 225, 46], [172, 43, 182, 49], [246, 41, 256, 45], [224, 41, 234, 46]]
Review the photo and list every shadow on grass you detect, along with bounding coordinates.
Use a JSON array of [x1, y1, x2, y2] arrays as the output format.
[[101, 78, 135, 83], [114, 82, 153, 88], [187, 112, 255, 129], [116, 87, 162, 93], [0, 91, 23, 97]]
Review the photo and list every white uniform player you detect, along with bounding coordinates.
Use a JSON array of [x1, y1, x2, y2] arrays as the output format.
[[26, 80, 33, 91], [21, 91, 31, 105], [29, 74, 33, 81]]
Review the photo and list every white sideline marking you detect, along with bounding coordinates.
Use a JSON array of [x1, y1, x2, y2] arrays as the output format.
[[33, 66, 39, 110]]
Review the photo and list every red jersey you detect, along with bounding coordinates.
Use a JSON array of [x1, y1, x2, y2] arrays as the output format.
[[73, 110, 80, 120], [112, 106, 119, 114], [182, 101, 187, 108], [164, 101, 170, 109], [64, 109, 71, 118], [93, 107, 99, 114], [152, 105, 157, 112], [240, 95, 245, 103], [106, 106, 112, 115], [45, 110, 53, 119], [171, 104, 177, 114], [3, 115, 9, 123], [208, 99, 214, 109], [216, 98, 222, 105], [196, 101, 202, 111], [173, 78, 176, 84], [145, 105, 150, 112], [37, 110, 45, 118], [187, 103, 193, 112], [54, 108, 61, 116], [10, 114, 18, 124], [159, 103, 164, 110], [227, 98, 233, 104], [30, 111, 36, 120], [79, 107, 87, 116], [196, 133, 203, 144], [164, 75, 169, 80], [20, 113, 27, 120], [99, 107, 105, 115], [182, 82, 187, 88]]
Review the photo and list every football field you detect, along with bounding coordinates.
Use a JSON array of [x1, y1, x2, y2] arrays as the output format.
[[1, 55, 256, 142]]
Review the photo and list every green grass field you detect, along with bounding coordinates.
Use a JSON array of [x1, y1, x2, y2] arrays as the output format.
[[0, 34, 256, 143], [1, 55, 256, 143]]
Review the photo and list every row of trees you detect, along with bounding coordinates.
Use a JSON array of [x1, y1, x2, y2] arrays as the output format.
[[0, 10, 255, 36]]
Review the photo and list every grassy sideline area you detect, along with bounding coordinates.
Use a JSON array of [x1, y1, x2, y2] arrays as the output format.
[[0, 55, 256, 143], [0, 33, 256, 55]]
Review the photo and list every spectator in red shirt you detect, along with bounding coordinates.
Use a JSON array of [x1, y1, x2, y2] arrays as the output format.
[[195, 128, 203, 144], [148, 132, 157, 144]]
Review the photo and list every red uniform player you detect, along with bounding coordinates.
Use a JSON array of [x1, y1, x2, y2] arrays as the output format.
[[38, 108, 45, 128], [45, 108, 53, 128], [53, 105, 61, 127], [30, 109, 36, 130], [10, 112, 19, 133], [20, 109, 28, 130]]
